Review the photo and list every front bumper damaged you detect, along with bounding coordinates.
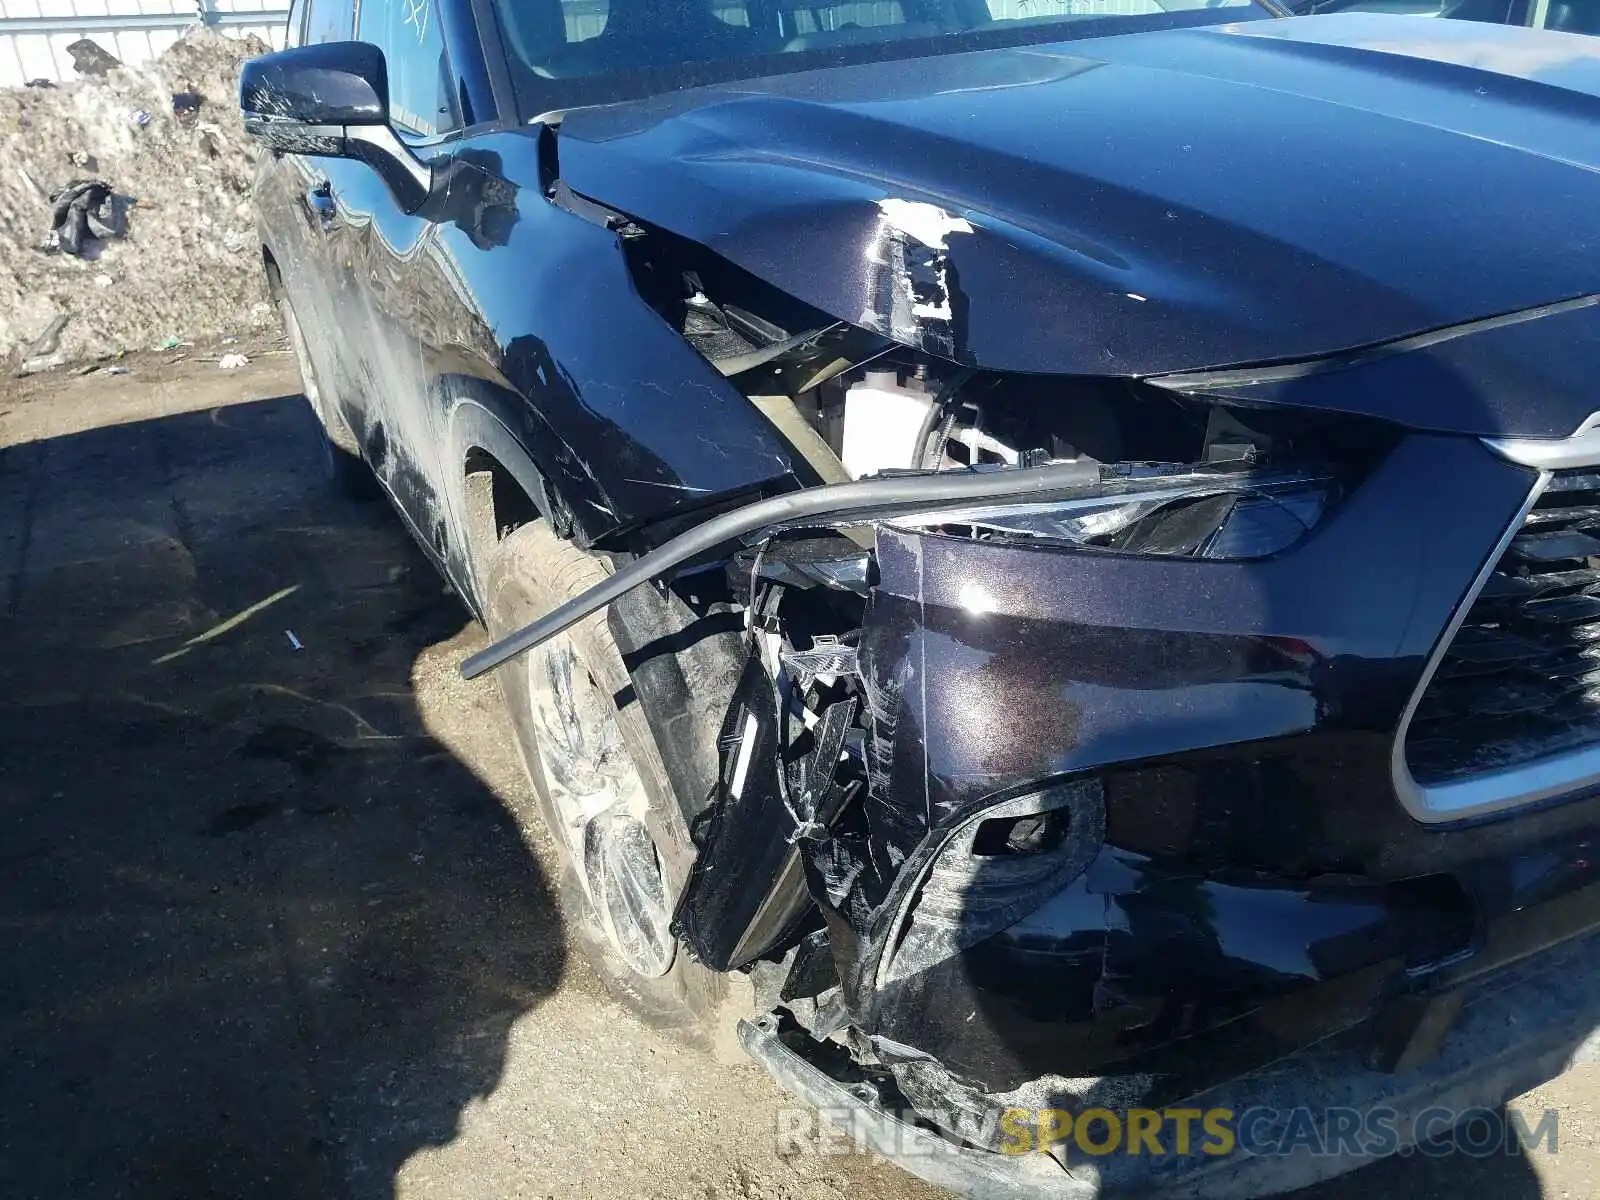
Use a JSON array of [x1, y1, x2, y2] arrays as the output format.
[[740, 915, 1600, 1198], [464, 426, 1600, 1195]]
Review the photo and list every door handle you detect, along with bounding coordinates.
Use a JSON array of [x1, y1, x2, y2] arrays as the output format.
[[304, 181, 337, 231]]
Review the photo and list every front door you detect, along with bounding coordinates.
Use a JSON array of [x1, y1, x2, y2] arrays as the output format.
[[319, 0, 471, 575]]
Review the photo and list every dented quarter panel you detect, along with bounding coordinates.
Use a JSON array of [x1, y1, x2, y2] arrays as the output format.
[[556, 16, 1600, 391], [424, 130, 802, 550], [257, 121, 804, 560]]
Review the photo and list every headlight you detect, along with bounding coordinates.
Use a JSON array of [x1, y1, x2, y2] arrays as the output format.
[[887, 463, 1337, 561]]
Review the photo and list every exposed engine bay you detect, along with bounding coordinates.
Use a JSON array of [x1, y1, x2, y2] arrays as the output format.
[[461, 226, 1456, 1162]]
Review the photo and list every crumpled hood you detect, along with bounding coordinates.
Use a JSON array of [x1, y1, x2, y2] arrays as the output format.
[[558, 14, 1600, 387]]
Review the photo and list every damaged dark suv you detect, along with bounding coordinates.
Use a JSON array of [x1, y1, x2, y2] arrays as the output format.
[[243, 0, 1600, 1193]]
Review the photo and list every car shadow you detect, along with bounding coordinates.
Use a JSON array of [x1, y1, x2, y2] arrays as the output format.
[[0, 390, 565, 1199]]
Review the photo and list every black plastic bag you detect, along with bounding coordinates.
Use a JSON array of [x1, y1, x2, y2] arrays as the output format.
[[48, 179, 124, 257]]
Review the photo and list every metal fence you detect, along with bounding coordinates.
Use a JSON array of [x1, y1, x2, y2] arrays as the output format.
[[0, 0, 289, 88]]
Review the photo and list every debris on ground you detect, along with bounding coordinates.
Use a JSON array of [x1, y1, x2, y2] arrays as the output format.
[[171, 90, 202, 128], [48, 178, 125, 256], [24, 314, 68, 359], [218, 352, 249, 369], [16, 313, 70, 376], [66, 39, 121, 78], [0, 28, 277, 368]]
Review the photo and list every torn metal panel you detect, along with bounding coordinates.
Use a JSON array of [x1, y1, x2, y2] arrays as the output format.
[[672, 650, 810, 971], [861, 198, 972, 361], [555, 27, 1600, 379]]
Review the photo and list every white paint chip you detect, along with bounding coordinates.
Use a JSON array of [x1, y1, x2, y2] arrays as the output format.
[[729, 712, 759, 800], [876, 197, 974, 249]]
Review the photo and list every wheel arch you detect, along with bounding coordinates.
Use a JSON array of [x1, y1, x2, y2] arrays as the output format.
[[447, 382, 564, 615]]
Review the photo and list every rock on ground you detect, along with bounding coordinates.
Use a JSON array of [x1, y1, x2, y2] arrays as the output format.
[[0, 28, 276, 367]]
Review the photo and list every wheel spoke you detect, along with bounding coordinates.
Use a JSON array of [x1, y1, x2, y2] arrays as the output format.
[[526, 639, 675, 978]]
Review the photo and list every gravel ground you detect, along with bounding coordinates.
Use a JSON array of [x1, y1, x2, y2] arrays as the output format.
[[0, 353, 1596, 1200]]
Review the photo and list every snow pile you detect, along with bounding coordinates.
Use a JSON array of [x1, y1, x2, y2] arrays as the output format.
[[0, 28, 278, 367]]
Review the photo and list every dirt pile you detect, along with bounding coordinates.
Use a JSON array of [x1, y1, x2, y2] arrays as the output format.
[[0, 28, 279, 368]]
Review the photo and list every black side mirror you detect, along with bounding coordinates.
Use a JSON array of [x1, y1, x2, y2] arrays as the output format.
[[239, 41, 430, 213]]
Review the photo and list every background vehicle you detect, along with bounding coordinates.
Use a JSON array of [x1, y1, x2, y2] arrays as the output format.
[[244, 2, 1600, 1194], [1288, 0, 1598, 36]]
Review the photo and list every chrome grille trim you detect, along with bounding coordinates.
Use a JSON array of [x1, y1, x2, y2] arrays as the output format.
[[1396, 412, 1600, 823], [1392, 473, 1552, 823]]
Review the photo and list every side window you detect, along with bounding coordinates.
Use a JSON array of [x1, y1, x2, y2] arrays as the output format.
[[305, 0, 355, 44], [785, 0, 903, 34], [535, 0, 749, 48], [563, 0, 607, 41], [359, 0, 461, 138], [285, 0, 309, 48]]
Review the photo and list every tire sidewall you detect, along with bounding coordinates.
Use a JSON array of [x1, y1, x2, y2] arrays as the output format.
[[483, 521, 725, 1033]]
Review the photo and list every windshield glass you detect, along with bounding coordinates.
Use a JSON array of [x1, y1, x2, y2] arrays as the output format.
[[494, 0, 1269, 115]]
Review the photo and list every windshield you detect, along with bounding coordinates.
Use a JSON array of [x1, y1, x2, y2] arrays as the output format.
[[493, 0, 1269, 114], [1294, 0, 1598, 35]]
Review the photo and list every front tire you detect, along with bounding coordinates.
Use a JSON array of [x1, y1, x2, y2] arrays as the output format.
[[483, 519, 725, 1032]]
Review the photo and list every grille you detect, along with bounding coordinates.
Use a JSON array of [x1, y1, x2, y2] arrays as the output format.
[[1407, 470, 1600, 787]]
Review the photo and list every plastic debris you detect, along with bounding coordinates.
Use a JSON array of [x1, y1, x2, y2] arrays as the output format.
[[24, 315, 68, 360], [154, 335, 183, 351], [171, 90, 203, 128], [153, 584, 300, 665], [25, 79, 56, 89], [14, 167, 46, 203], [15, 354, 63, 378], [66, 39, 121, 78], [17, 315, 67, 375], [130, 110, 151, 129], [195, 125, 224, 160], [285, 629, 303, 651], [218, 352, 249, 369], [48, 179, 126, 257], [18, 317, 69, 376]]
